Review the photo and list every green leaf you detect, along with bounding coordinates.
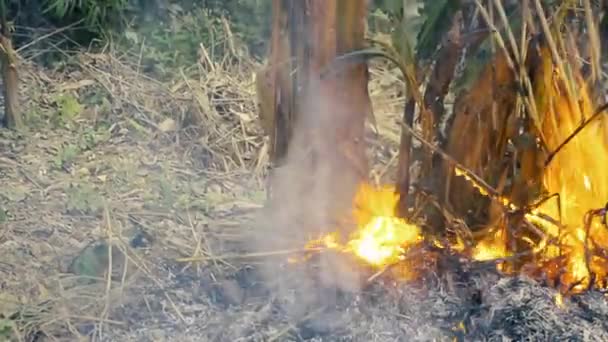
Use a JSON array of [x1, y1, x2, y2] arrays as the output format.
[[415, 0, 460, 60], [374, 0, 405, 16], [392, 19, 416, 66], [53, 144, 80, 170], [53, 93, 83, 122]]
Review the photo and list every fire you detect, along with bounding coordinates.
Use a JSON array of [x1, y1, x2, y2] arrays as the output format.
[[293, 46, 608, 296], [348, 215, 419, 266], [298, 183, 423, 270], [457, 47, 608, 293], [472, 227, 510, 262], [531, 66, 608, 292], [349, 183, 423, 266]]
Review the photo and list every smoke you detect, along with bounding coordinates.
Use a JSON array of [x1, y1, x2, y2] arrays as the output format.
[[251, 72, 367, 319]]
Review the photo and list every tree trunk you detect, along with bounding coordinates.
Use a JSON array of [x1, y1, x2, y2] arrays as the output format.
[[263, 0, 371, 237], [0, 3, 21, 130]]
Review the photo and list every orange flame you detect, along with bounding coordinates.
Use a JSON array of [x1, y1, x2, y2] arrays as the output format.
[[452, 47, 608, 293], [531, 63, 608, 292], [349, 184, 423, 266], [294, 47, 608, 296], [297, 183, 422, 271]]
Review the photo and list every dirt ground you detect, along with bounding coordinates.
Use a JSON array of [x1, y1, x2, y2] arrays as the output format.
[[2, 49, 608, 342]]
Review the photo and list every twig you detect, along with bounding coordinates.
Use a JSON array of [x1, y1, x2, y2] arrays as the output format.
[[473, 1, 517, 74], [109, 234, 188, 324], [583, 0, 601, 82], [97, 204, 114, 339], [17, 19, 85, 53], [64, 316, 125, 326], [400, 120, 500, 199], [136, 36, 145, 76], [366, 263, 397, 283], [545, 102, 608, 166], [175, 248, 323, 263], [474, 0, 541, 132], [532, 0, 576, 104], [472, 249, 536, 267]]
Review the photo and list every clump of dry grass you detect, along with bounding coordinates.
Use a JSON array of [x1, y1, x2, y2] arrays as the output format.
[[0, 27, 275, 339]]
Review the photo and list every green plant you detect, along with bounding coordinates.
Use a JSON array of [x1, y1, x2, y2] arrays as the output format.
[[157, 175, 175, 209], [66, 183, 103, 214], [121, 6, 225, 78], [43, 0, 129, 29], [52, 93, 83, 126], [220, 0, 272, 57], [78, 126, 110, 151], [53, 143, 80, 170], [368, 0, 457, 62], [67, 241, 126, 282]]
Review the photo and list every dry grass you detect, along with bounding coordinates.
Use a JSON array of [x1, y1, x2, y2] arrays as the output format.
[[0, 41, 271, 340]]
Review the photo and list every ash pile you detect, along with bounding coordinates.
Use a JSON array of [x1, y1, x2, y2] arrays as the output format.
[[107, 249, 608, 341]]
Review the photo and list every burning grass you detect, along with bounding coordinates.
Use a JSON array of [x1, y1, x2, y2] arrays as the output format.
[[529, 67, 608, 292], [291, 183, 422, 271], [293, 87, 608, 299], [289, 40, 608, 300]]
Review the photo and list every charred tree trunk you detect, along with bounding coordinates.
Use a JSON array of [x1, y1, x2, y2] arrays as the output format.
[[0, 1, 21, 130], [262, 0, 371, 236]]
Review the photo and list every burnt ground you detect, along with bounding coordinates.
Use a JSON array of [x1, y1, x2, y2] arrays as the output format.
[[1, 49, 608, 342]]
